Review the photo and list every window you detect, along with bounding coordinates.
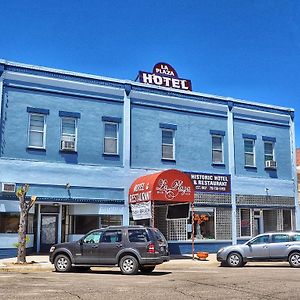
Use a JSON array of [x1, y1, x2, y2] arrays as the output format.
[[271, 234, 290, 243], [101, 230, 122, 243], [292, 234, 300, 241], [128, 229, 149, 242], [83, 231, 102, 243], [244, 139, 255, 167], [0, 213, 33, 233], [240, 209, 251, 237], [250, 235, 269, 245], [264, 141, 275, 162], [104, 122, 118, 154], [162, 129, 175, 160], [28, 113, 46, 148], [189, 209, 215, 240], [100, 215, 122, 227], [61, 117, 77, 151], [212, 135, 223, 164]]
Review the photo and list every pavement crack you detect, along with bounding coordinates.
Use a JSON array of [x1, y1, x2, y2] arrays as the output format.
[[174, 286, 196, 298], [64, 290, 83, 299], [185, 279, 281, 300]]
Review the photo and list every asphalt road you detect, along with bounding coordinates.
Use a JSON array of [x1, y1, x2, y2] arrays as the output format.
[[0, 263, 300, 300]]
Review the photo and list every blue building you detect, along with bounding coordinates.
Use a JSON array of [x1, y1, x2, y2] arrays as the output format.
[[0, 60, 299, 256]]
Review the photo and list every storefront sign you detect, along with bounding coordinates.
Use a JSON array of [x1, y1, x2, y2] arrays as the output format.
[[129, 169, 195, 204], [139, 62, 192, 91], [188, 173, 231, 193], [130, 201, 152, 220]]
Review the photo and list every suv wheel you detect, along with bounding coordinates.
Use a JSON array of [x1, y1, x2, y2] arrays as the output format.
[[54, 254, 72, 272], [289, 252, 300, 268], [227, 252, 243, 267], [139, 266, 155, 274], [119, 255, 139, 275]]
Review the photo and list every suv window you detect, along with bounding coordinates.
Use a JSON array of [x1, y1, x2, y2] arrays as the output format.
[[271, 234, 290, 243], [83, 231, 102, 243], [128, 229, 149, 242], [101, 230, 122, 243], [292, 234, 300, 241], [250, 235, 269, 245], [151, 228, 166, 243]]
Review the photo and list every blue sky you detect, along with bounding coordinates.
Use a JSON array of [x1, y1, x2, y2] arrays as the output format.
[[1, 0, 300, 144]]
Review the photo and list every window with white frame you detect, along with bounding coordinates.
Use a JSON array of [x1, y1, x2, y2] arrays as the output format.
[[28, 113, 46, 148], [212, 135, 223, 163], [162, 129, 175, 160], [264, 141, 275, 162], [104, 122, 118, 154], [244, 139, 255, 167], [61, 117, 77, 151], [240, 209, 251, 237]]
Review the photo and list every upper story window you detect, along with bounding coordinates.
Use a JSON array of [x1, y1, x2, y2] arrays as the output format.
[[244, 139, 255, 167], [210, 130, 225, 165], [264, 141, 275, 162], [104, 122, 118, 155], [162, 129, 175, 160], [61, 117, 77, 151], [28, 113, 46, 149]]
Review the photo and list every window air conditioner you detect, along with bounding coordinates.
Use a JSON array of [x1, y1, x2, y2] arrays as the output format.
[[265, 160, 277, 169], [61, 140, 75, 151], [1, 183, 16, 193]]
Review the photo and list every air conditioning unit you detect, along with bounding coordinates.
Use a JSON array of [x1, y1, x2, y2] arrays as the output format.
[[1, 183, 16, 193], [61, 140, 75, 151], [265, 160, 277, 169]]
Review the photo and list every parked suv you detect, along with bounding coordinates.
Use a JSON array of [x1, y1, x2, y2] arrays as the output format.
[[217, 231, 300, 267], [49, 225, 169, 275]]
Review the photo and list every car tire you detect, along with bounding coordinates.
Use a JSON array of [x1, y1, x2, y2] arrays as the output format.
[[139, 266, 155, 274], [227, 252, 243, 267], [119, 255, 139, 275], [54, 254, 72, 272], [289, 252, 300, 268]]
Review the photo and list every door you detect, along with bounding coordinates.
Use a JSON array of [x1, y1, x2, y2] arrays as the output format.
[[74, 230, 103, 265], [40, 214, 58, 252], [97, 230, 123, 264], [244, 234, 270, 260], [269, 233, 291, 259]]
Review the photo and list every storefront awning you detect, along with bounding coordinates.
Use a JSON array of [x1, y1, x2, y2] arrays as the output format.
[[129, 169, 195, 204]]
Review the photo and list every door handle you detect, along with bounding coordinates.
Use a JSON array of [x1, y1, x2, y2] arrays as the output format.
[[263, 246, 268, 249], [285, 244, 291, 247], [116, 244, 123, 248], [92, 245, 98, 248]]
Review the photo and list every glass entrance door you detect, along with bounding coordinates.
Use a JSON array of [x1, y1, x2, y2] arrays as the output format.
[[40, 214, 58, 252]]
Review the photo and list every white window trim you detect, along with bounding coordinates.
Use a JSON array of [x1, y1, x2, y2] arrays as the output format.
[[162, 129, 175, 160], [244, 139, 256, 167], [103, 121, 119, 155], [239, 208, 253, 238], [264, 141, 275, 162], [60, 117, 78, 151], [191, 207, 216, 240], [212, 135, 224, 164], [27, 113, 46, 149]]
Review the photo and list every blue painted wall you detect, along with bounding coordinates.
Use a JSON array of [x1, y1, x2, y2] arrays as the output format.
[[1, 87, 124, 167], [131, 104, 229, 173], [234, 119, 292, 179]]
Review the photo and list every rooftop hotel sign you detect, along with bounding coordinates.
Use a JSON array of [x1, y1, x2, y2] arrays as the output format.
[[139, 62, 192, 91]]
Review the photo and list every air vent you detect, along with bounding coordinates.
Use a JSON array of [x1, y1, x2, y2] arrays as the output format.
[[1, 183, 16, 193]]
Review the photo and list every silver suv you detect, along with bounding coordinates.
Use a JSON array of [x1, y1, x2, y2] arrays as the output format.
[[217, 232, 300, 268], [49, 226, 169, 275]]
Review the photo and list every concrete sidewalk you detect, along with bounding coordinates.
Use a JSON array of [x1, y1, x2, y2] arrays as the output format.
[[0, 253, 219, 272]]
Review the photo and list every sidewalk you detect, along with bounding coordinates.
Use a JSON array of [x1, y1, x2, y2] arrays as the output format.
[[0, 253, 218, 272]]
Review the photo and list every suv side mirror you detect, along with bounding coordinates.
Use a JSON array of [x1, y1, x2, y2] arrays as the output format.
[[79, 239, 84, 245]]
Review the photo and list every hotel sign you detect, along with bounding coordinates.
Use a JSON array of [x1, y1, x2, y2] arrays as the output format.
[[139, 62, 192, 91], [188, 173, 231, 194]]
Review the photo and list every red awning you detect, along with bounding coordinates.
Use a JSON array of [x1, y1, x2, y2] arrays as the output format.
[[129, 169, 195, 204]]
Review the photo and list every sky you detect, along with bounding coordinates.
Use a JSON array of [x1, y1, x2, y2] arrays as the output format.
[[1, 0, 300, 144]]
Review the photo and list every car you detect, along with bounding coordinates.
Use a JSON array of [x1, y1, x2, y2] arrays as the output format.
[[217, 231, 300, 268], [49, 225, 170, 275]]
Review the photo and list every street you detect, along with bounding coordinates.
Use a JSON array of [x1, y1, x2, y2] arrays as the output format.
[[0, 262, 300, 299]]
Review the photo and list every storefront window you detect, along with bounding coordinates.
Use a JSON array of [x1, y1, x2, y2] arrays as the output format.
[[0, 213, 33, 234], [188, 209, 215, 239], [240, 209, 251, 237], [283, 210, 292, 231], [70, 215, 123, 234]]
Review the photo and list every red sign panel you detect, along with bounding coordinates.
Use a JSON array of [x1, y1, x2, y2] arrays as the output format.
[[129, 169, 195, 204], [139, 62, 192, 91]]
